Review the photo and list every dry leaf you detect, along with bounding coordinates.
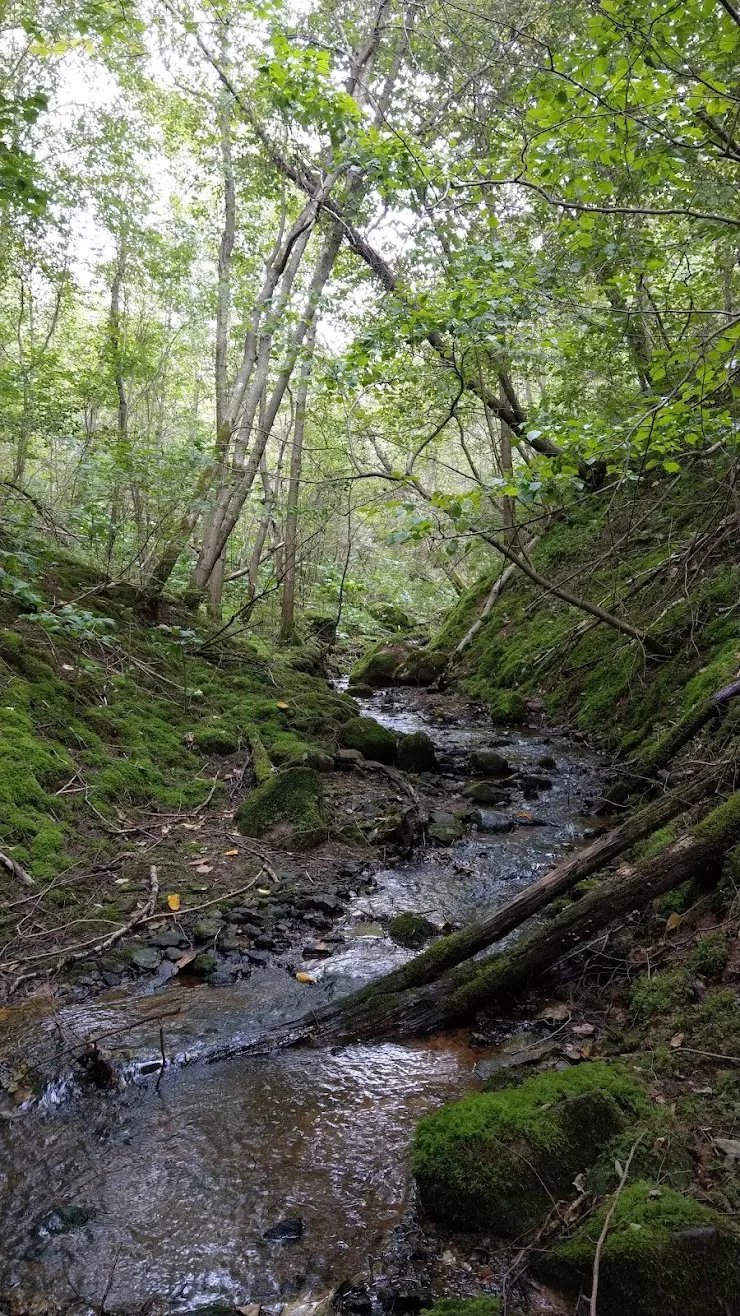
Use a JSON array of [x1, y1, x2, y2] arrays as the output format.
[[236, 1306, 261, 1316], [669, 1032, 685, 1048], [295, 971, 316, 984], [166, 893, 181, 911], [562, 1043, 584, 1061], [195, 864, 213, 874], [224, 848, 239, 856], [665, 911, 682, 931], [275, 700, 290, 709], [175, 948, 199, 970], [572, 1022, 595, 1036], [257, 887, 271, 895], [538, 1002, 570, 1022]]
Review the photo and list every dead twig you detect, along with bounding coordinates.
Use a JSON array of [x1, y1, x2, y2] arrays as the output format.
[[590, 1131, 645, 1316], [0, 848, 35, 887]]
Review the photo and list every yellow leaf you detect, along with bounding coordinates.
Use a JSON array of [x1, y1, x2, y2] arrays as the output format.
[[257, 887, 271, 895], [224, 848, 239, 856], [275, 700, 290, 709], [295, 972, 316, 984], [665, 912, 682, 931], [166, 893, 181, 911]]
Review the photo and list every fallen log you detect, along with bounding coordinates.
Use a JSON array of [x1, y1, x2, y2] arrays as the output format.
[[308, 787, 740, 1043], [325, 763, 727, 1006]]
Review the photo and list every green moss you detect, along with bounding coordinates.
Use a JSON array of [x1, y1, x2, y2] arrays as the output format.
[[349, 641, 410, 687], [340, 715, 397, 764], [235, 765, 326, 848], [487, 690, 526, 724], [248, 730, 274, 783], [422, 1300, 502, 1316], [689, 931, 728, 979], [693, 790, 740, 847], [411, 1062, 649, 1236], [389, 912, 438, 948], [534, 1182, 740, 1316], [629, 969, 692, 1023], [397, 730, 436, 772], [193, 723, 238, 755], [635, 822, 680, 862]]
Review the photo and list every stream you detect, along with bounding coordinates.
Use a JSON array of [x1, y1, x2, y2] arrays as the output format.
[[0, 689, 602, 1315]]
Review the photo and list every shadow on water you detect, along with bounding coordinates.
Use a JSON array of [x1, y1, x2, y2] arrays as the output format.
[[0, 687, 603, 1312]]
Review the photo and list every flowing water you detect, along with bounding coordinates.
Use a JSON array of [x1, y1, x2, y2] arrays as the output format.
[[0, 690, 602, 1314]]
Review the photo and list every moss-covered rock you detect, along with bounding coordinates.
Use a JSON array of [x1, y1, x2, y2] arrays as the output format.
[[488, 690, 526, 724], [412, 1062, 649, 1236], [427, 816, 465, 845], [389, 912, 438, 948], [534, 1182, 740, 1316], [193, 723, 239, 755], [397, 730, 436, 772], [367, 602, 413, 632], [349, 641, 411, 687], [340, 715, 398, 764], [235, 766, 326, 848], [395, 647, 448, 686], [464, 781, 510, 805]]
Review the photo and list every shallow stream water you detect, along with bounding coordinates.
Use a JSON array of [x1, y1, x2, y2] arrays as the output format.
[[0, 689, 602, 1314]]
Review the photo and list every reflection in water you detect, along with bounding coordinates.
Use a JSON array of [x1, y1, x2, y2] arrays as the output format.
[[1, 1042, 476, 1311], [0, 687, 602, 1312]]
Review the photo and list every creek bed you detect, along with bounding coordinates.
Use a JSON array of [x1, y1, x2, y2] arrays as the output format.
[[0, 689, 603, 1314]]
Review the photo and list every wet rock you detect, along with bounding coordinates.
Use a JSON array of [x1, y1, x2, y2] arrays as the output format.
[[130, 947, 162, 971], [388, 913, 438, 948], [470, 750, 512, 777], [304, 750, 335, 772], [465, 781, 511, 805], [538, 754, 557, 770], [39, 1205, 97, 1235], [195, 918, 225, 942], [474, 1038, 561, 1079], [346, 682, 374, 697], [308, 893, 342, 915], [472, 809, 515, 834], [347, 921, 385, 938], [148, 929, 188, 948], [337, 1283, 372, 1315], [164, 946, 186, 962], [254, 934, 276, 950], [519, 774, 553, 790], [335, 747, 364, 767], [302, 942, 332, 958], [427, 812, 465, 845], [263, 1217, 303, 1243], [246, 949, 270, 965], [190, 951, 217, 975], [395, 647, 448, 686], [349, 640, 412, 687], [101, 970, 122, 987], [397, 730, 437, 773]]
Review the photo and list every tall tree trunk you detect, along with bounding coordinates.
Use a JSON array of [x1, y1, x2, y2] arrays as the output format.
[[280, 323, 315, 641]]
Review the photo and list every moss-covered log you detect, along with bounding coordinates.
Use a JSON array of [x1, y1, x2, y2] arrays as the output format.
[[308, 789, 740, 1042]]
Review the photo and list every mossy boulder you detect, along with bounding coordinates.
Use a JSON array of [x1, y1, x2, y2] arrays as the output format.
[[397, 730, 436, 773], [340, 716, 397, 764], [534, 1182, 740, 1316], [465, 781, 510, 805], [235, 766, 326, 848], [412, 1062, 649, 1237], [368, 602, 413, 632], [488, 690, 526, 724], [193, 723, 239, 755], [470, 750, 512, 777], [395, 647, 448, 686], [389, 912, 438, 948], [349, 641, 411, 688]]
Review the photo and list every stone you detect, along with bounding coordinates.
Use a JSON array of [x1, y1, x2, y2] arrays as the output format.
[[263, 1217, 303, 1243], [39, 1205, 97, 1235], [308, 893, 342, 915], [131, 947, 162, 971], [394, 647, 448, 686], [388, 913, 437, 948], [246, 949, 269, 965], [195, 918, 225, 942], [519, 774, 553, 790], [397, 730, 437, 773], [302, 942, 332, 958], [340, 716, 398, 765], [470, 750, 512, 776], [473, 810, 516, 834], [190, 951, 217, 975], [304, 750, 335, 772], [412, 1062, 649, 1237], [348, 641, 411, 687], [148, 929, 188, 948], [254, 934, 276, 950], [235, 766, 327, 849], [465, 781, 511, 805], [347, 921, 385, 938], [346, 683, 374, 697], [538, 754, 557, 770], [335, 747, 364, 767], [427, 816, 465, 845]]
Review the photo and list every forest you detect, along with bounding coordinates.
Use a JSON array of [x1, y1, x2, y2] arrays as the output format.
[[1, 0, 740, 1313]]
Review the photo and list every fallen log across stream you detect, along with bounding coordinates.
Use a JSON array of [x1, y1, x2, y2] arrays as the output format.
[[290, 782, 740, 1046]]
